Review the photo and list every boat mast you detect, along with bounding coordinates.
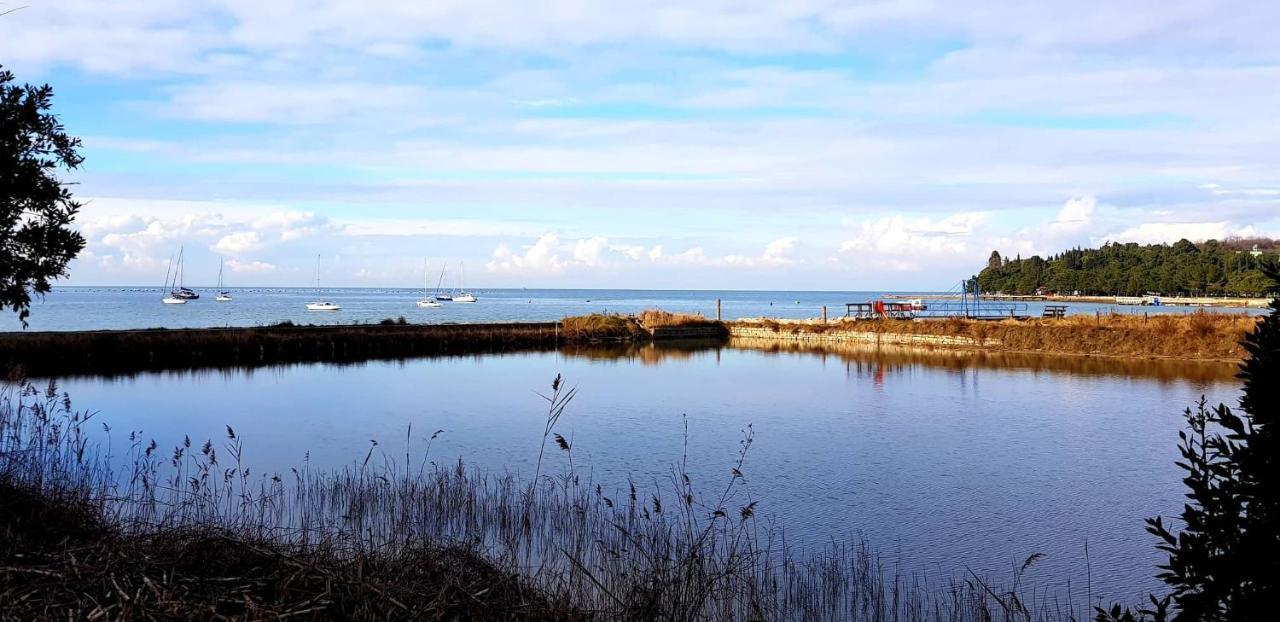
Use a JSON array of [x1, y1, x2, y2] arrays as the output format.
[[177, 246, 185, 290], [217, 257, 224, 290], [163, 255, 173, 292], [435, 263, 447, 295]]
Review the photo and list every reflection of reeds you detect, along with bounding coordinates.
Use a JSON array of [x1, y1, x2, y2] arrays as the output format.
[[2, 379, 1096, 620], [732, 311, 1258, 361], [729, 336, 1239, 384]]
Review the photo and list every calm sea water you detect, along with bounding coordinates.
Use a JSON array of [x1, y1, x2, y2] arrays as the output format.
[[4, 286, 1263, 331], [35, 344, 1238, 605]]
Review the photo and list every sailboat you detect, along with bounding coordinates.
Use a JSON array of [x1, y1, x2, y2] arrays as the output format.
[[305, 254, 341, 311], [215, 257, 232, 302], [161, 255, 186, 304], [453, 261, 477, 303], [416, 260, 442, 308], [433, 263, 453, 301], [171, 246, 199, 299]]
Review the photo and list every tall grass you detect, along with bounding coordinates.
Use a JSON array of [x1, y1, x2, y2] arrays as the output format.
[[731, 312, 1259, 361], [637, 309, 719, 328], [2, 378, 1094, 620]]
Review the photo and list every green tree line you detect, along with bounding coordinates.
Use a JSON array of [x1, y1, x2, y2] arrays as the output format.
[[977, 239, 1279, 297]]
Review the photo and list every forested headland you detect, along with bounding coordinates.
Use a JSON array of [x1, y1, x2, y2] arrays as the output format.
[[977, 238, 1279, 296]]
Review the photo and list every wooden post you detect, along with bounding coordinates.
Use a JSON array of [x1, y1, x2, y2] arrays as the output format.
[[716, 298, 722, 321], [822, 305, 827, 323]]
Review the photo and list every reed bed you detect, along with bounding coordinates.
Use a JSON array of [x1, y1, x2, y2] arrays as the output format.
[[0, 321, 565, 377], [637, 309, 719, 328], [559, 313, 648, 341], [2, 378, 1097, 621], [732, 312, 1258, 361]]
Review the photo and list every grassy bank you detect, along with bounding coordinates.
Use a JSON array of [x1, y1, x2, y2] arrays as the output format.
[[731, 312, 1259, 361], [1, 379, 1095, 621], [729, 336, 1238, 383], [0, 312, 729, 377], [0, 321, 563, 377]]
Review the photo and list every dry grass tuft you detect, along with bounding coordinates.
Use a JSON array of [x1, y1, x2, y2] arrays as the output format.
[[559, 313, 647, 341], [636, 309, 718, 328]]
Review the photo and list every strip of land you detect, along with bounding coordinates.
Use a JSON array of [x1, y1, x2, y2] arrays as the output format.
[[886, 293, 1272, 308], [0, 310, 1255, 377], [727, 312, 1258, 362]]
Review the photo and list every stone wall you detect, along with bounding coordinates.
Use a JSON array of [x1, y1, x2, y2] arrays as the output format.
[[727, 325, 995, 348]]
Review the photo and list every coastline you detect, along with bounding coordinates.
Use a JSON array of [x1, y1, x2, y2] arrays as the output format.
[[885, 292, 1273, 308], [725, 313, 1257, 363]]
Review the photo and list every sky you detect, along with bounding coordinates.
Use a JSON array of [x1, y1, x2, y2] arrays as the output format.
[[2, 0, 1279, 290]]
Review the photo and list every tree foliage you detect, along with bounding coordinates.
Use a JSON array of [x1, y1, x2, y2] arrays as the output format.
[[0, 65, 84, 326], [978, 240, 1279, 297], [1098, 266, 1280, 621]]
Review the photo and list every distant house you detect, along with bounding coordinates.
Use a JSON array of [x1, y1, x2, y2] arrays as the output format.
[[1251, 244, 1264, 258]]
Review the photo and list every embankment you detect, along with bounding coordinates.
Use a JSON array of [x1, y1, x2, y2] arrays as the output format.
[[0, 315, 729, 377], [729, 312, 1258, 362]]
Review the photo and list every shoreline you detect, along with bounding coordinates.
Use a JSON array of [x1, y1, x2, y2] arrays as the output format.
[[0, 312, 1254, 376], [885, 292, 1272, 308], [725, 313, 1256, 363]]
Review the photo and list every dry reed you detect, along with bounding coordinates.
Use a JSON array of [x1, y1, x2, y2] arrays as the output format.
[[732, 312, 1258, 361], [2, 378, 1101, 621]]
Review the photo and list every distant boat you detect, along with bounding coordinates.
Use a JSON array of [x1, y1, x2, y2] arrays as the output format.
[[417, 260, 442, 308], [453, 262, 477, 303], [433, 263, 452, 301], [215, 257, 232, 302], [305, 254, 341, 311], [161, 252, 187, 304], [170, 246, 199, 299]]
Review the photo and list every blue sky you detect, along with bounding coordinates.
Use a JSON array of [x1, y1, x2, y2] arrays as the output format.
[[2, 0, 1279, 289]]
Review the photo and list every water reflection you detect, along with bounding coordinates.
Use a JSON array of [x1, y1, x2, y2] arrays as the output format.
[[39, 337, 1237, 385], [727, 336, 1238, 384]]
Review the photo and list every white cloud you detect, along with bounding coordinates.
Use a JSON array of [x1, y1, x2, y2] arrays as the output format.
[[226, 258, 276, 273], [572, 236, 611, 267], [214, 231, 263, 254], [1052, 196, 1096, 230], [486, 233, 568, 273], [1098, 222, 1240, 245]]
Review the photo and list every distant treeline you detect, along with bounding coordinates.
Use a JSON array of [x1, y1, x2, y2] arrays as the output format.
[[977, 238, 1280, 296]]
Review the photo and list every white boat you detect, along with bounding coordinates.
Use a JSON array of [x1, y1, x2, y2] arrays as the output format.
[[168, 247, 200, 299], [161, 253, 188, 305], [433, 263, 452, 300], [416, 260, 443, 308], [452, 262, 477, 303], [215, 257, 232, 301], [306, 254, 341, 311]]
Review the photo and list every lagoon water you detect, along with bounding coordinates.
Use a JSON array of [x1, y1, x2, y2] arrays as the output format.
[[35, 342, 1239, 606], [3, 286, 1263, 331]]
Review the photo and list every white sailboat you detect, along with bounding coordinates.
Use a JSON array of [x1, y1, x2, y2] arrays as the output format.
[[433, 262, 452, 301], [161, 254, 186, 304], [171, 246, 199, 299], [453, 262, 477, 303], [305, 254, 341, 311], [215, 257, 232, 302], [416, 260, 442, 308]]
